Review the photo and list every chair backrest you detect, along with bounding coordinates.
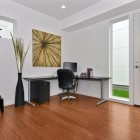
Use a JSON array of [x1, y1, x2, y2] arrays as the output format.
[[57, 69, 74, 89]]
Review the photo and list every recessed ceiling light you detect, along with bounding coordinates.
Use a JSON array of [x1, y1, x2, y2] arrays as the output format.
[[61, 5, 66, 9]]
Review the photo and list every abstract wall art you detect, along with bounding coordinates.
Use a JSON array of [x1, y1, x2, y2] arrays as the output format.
[[32, 29, 61, 67]]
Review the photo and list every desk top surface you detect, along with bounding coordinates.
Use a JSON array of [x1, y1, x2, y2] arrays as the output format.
[[24, 76, 110, 81]]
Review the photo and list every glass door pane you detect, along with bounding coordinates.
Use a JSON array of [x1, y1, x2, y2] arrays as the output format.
[[112, 19, 129, 100]]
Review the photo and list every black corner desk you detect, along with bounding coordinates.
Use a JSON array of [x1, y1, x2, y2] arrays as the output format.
[[24, 76, 110, 106]]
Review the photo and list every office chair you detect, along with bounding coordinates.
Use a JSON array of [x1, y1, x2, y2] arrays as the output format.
[[57, 69, 77, 102]]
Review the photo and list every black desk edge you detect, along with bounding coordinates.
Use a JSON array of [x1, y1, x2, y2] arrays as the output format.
[[23, 76, 111, 106]]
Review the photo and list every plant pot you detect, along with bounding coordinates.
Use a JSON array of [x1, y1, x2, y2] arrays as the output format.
[[15, 73, 25, 107]]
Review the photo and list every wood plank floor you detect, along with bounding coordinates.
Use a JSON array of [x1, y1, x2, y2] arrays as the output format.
[[1, 94, 140, 140]]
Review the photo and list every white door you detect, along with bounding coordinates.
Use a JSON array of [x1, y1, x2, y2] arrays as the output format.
[[134, 13, 140, 105]]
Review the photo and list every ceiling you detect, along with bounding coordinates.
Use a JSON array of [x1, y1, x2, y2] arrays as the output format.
[[10, 0, 138, 31], [11, 0, 103, 20]]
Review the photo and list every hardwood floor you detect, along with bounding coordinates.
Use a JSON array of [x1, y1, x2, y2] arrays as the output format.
[[1, 94, 140, 140]]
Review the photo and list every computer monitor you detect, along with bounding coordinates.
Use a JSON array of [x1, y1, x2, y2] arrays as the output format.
[[63, 62, 77, 72]]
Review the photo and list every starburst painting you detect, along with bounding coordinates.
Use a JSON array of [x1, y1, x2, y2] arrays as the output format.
[[32, 29, 61, 67]]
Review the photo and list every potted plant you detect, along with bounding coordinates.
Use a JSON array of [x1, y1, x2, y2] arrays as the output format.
[[11, 33, 30, 107]]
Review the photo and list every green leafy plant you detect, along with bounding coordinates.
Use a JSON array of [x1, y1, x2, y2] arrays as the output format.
[[11, 33, 30, 73]]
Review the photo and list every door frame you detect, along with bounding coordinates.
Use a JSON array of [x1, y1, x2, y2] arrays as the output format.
[[109, 15, 134, 105]]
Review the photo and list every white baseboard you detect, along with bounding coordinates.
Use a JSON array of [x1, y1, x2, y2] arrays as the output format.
[[109, 98, 131, 105], [4, 101, 14, 106]]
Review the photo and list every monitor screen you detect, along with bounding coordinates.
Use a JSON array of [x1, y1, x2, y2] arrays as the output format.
[[63, 62, 77, 72]]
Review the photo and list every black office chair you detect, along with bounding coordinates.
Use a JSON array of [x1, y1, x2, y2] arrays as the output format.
[[57, 69, 77, 102]]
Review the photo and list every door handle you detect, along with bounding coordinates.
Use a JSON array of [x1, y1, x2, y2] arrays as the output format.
[[135, 65, 140, 68]]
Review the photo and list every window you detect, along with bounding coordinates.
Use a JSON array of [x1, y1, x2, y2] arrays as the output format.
[[0, 18, 15, 39], [111, 18, 129, 100]]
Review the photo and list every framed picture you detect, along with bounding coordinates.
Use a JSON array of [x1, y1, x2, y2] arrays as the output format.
[[32, 29, 61, 67]]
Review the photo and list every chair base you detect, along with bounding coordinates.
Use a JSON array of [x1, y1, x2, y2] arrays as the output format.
[[59, 92, 77, 102]]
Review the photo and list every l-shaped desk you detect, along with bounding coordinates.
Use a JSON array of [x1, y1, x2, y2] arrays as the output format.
[[24, 76, 110, 106]]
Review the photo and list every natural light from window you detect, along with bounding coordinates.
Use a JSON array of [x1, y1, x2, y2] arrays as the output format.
[[111, 19, 129, 101], [0, 20, 13, 39]]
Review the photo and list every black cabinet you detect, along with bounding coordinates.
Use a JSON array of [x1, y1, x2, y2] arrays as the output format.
[[30, 80, 50, 104]]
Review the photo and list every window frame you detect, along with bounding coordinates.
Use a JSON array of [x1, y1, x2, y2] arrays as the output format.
[[109, 16, 130, 102]]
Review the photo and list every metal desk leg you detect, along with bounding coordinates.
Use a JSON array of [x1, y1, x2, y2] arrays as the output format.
[[74, 79, 79, 92], [96, 80, 107, 106], [27, 80, 35, 107]]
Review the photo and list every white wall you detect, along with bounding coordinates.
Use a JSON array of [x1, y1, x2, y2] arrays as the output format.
[[1, 0, 140, 106], [62, 8, 140, 102], [63, 21, 109, 99], [0, 0, 61, 105]]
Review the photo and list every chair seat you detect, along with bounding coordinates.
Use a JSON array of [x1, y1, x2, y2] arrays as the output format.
[[57, 69, 78, 102]]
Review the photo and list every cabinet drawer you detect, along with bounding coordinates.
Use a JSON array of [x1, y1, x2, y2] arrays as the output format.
[[30, 80, 50, 104]]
